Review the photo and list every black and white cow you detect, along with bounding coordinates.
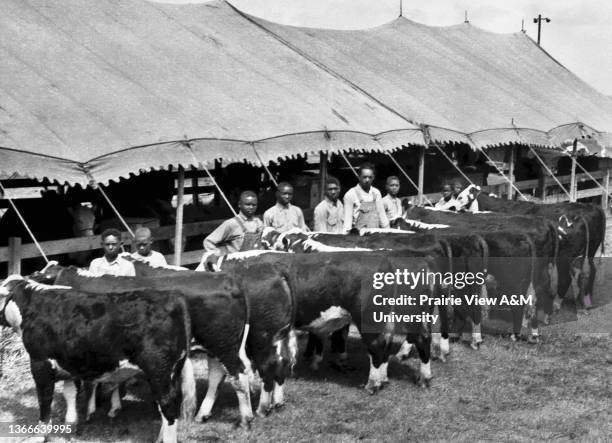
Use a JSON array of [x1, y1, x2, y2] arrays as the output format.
[[0, 276, 196, 443], [131, 260, 297, 419], [457, 184, 605, 310], [213, 249, 438, 394], [29, 264, 254, 428]]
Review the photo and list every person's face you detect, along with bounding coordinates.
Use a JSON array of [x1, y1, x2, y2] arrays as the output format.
[[277, 186, 293, 205], [325, 183, 340, 202], [453, 183, 463, 196], [102, 235, 121, 260], [135, 233, 153, 256], [386, 179, 400, 196], [359, 168, 374, 189], [239, 195, 258, 217], [441, 185, 452, 199]]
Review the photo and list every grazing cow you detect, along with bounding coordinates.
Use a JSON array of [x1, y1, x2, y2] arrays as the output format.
[[457, 185, 605, 309], [0, 276, 195, 443], [29, 264, 254, 428], [131, 260, 297, 419], [214, 249, 438, 394]]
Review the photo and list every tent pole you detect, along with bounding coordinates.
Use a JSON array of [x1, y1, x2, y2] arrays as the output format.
[[418, 145, 425, 205], [507, 145, 516, 200], [569, 140, 578, 203], [173, 166, 185, 266], [527, 145, 571, 200], [319, 151, 327, 204], [191, 166, 199, 206], [602, 166, 610, 209]]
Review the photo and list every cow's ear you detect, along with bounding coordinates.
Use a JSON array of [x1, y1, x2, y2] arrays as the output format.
[[282, 235, 291, 251]]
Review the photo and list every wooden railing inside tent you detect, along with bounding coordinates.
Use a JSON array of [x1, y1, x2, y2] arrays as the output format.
[[1, 170, 609, 276]]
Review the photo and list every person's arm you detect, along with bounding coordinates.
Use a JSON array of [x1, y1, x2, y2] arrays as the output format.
[[343, 190, 355, 233], [313, 204, 326, 232], [203, 221, 230, 252], [376, 192, 390, 228], [263, 208, 273, 228]]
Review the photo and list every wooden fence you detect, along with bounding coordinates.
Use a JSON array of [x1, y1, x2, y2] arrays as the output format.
[[1, 169, 609, 275]]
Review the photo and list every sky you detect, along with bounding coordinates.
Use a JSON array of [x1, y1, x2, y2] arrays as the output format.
[[153, 0, 612, 96]]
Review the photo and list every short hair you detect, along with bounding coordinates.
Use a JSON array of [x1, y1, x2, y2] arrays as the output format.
[[101, 228, 121, 241], [239, 190, 258, 201], [134, 227, 152, 239], [325, 177, 340, 187], [359, 162, 375, 175], [276, 182, 293, 191], [386, 175, 400, 184]]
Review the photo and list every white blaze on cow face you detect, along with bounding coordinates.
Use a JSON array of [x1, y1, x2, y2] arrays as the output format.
[[257, 385, 273, 416], [420, 361, 432, 381], [305, 306, 352, 336], [455, 184, 481, 212], [157, 405, 177, 443]]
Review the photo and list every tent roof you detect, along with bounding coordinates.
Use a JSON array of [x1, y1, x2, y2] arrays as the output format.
[[251, 13, 612, 149], [1, 0, 611, 185], [0, 0, 420, 185]]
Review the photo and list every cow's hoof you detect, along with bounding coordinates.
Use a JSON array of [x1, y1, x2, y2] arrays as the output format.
[[542, 314, 551, 325], [273, 402, 285, 410], [553, 302, 562, 312], [196, 414, 211, 423], [510, 334, 518, 342], [527, 335, 539, 345], [583, 295, 593, 309], [364, 383, 380, 395], [256, 407, 271, 418], [85, 413, 94, 423], [380, 379, 390, 387], [418, 377, 432, 388], [235, 416, 254, 430], [107, 408, 121, 419]]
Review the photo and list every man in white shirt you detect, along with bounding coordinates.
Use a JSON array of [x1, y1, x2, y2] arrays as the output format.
[[382, 175, 403, 225], [263, 182, 307, 232], [131, 227, 168, 267], [434, 183, 459, 211], [89, 228, 136, 277], [313, 178, 344, 233], [342, 163, 389, 233]]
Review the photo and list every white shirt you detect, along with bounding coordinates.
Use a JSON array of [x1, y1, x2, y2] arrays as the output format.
[[89, 256, 135, 277], [382, 195, 403, 223], [342, 185, 389, 232], [131, 250, 168, 267]]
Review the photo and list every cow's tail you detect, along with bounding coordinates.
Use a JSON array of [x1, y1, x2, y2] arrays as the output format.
[[475, 235, 489, 302], [238, 279, 253, 385], [280, 266, 298, 370], [546, 221, 559, 297], [177, 297, 196, 421], [597, 205, 606, 260]]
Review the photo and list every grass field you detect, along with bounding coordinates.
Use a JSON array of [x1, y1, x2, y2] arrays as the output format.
[[1, 230, 611, 442]]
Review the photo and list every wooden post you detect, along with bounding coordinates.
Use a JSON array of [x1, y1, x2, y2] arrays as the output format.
[[173, 167, 185, 266], [569, 140, 578, 203], [507, 145, 516, 200], [602, 167, 610, 209], [191, 166, 198, 206], [418, 145, 425, 205], [319, 151, 327, 204], [8, 237, 21, 275]]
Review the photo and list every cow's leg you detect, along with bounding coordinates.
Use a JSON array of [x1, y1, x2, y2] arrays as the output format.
[[378, 361, 390, 386], [195, 356, 225, 422], [329, 325, 353, 372], [554, 258, 571, 309], [364, 354, 383, 395], [407, 330, 432, 388], [62, 380, 78, 425], [510, 304, 523, 342], [583, 257, 596, 309], [438, 304, 450, 361], [227, 371, 254, 428], [256, 371, 274, 417], [304, 334, 324, 370], [107, 387, 122, 418], [272, 382, 284, 408], [31, 360, 55, 424], [469, 319, 483, 350], [86, 382, 98, 422]]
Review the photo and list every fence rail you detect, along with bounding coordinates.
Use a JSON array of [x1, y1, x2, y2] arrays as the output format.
[[1, 170, 609, 274]]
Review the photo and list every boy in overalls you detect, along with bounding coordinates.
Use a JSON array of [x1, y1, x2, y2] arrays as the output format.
[[203, 190, 263, 254], [342, 163, 389, 233]]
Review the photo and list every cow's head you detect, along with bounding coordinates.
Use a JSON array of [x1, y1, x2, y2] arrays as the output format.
[[557, 214, 580, 240], [0, 275, 26, 334], [262, 228, 310, 251], [28, 260, 63, 284], [455, 184, 481, 212]]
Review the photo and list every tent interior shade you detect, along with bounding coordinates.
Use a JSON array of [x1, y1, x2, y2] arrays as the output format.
[[0, 0, 611, 185]]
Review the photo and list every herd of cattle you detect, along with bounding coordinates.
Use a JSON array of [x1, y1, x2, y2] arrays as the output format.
[[0, 185, 606, 442]]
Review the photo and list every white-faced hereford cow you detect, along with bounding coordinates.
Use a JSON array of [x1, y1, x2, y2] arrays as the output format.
[[131, 260, 297, 419], [214, 249, 438, 394], [458, 185, 606, 310], [28, 264, 254, 428], [0, 276, 196, 443]]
